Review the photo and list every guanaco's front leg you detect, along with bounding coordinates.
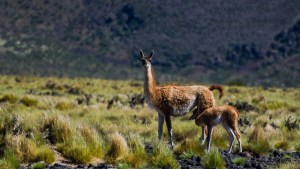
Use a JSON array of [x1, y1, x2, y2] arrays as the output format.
[[158, 113, 165, 140], [165, 114, 174, 149]]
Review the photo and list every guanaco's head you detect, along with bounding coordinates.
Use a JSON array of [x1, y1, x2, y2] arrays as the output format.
[[139, 49, 154, 69]]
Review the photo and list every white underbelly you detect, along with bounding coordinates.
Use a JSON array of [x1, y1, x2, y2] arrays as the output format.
[[171, 102, 195, 117], [212, 115, 223, 125]]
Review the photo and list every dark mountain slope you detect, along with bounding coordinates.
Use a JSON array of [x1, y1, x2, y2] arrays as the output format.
[[0, 0, 299, 86]]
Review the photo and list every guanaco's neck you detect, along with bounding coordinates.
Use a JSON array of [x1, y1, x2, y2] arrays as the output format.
[[144, 65, 157, 102]]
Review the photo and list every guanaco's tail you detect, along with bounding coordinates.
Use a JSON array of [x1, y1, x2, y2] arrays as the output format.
[[209, 84, 224, 99]]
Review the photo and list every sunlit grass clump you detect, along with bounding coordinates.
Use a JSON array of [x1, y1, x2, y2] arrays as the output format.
[[174, 137, 205, 157], [232, 157, 247, 166], [7, 135, 55, 163], [106, 132, 129, 162], [275, 140, 290, 151], [244, 126, 271, 155], [124, 134, 147, 168], [20, 96, 38, 107], [0, 94, 18, 104], [202, 148, 225, 169], [149, 140, 179, 169], [0, 149, 19, 169]]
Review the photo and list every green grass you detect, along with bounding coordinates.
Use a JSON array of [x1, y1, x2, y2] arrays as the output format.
[[0, 75, 299, 167], [202, 148, 225, 169], [232, 157, 247, 166]]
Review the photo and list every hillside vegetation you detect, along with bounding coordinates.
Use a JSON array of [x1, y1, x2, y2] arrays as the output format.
[[0, 0, 299, 86], [0, 76, 299, 168]]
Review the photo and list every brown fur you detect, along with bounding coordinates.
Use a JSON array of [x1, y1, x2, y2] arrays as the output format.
[[195, 105, 242, 153], [140, 49, 224, 148], [209, 84, 224, 99]]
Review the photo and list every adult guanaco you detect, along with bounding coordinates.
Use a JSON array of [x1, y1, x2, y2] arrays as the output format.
[[195, 105, 242, 153], [139, 49, 223, 148]]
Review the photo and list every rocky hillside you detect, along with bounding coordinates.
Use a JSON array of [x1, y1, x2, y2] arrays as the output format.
[[0, 0, 299, 86]]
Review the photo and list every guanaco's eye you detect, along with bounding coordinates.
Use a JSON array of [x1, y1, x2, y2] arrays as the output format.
[[141, 60, 146, 65]]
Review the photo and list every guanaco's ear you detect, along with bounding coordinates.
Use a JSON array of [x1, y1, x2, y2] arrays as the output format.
[[149, 50, 154, 60], [139, 49, 144, 58]]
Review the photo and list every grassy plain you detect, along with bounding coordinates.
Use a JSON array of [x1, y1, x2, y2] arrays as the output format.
[[0, 75, 299, 168]]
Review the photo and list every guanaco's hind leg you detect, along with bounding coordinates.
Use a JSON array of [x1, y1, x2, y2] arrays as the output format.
[[205, 126, 214, 152], [200, 126, 207, 145], [223, 123, 235, 153], [232, 126, 242, 153]]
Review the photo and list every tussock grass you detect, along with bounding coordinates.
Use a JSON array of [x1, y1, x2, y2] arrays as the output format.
[[20, 96, 38, 107], [149, 140, 180, 169], [7, 135, 55, 163], [106, 132, 129, 163], [43, 114, 75, 144], [0, 149, 19, 169], [0, 94, 18, 104], [244, 126, 271, 155], [31, 162, 46, 169], [55, 101, 75, 110], [202, 148, 225, 169], [174, 137, 205, 157], [79, 125, 104, 158], [274, 163, 300, 169], [124, 134, 147, 168], [275, 140, 290, 151], [0, 76, 299, 167], [232, 157, 247, 165], [58, 139, 92, 164]]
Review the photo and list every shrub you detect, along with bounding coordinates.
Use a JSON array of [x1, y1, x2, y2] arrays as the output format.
[[20, 96, 38, 107], [274, 141, 290, 151], [202, 148, 225, 169], [0, 94, 18, 104], [232, 157, 247, 166], [106, 132, 129, 162]]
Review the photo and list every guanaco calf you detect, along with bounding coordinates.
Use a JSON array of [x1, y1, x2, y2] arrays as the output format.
[[195, 105, 242, 153], [139, 50, 224, 148]]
